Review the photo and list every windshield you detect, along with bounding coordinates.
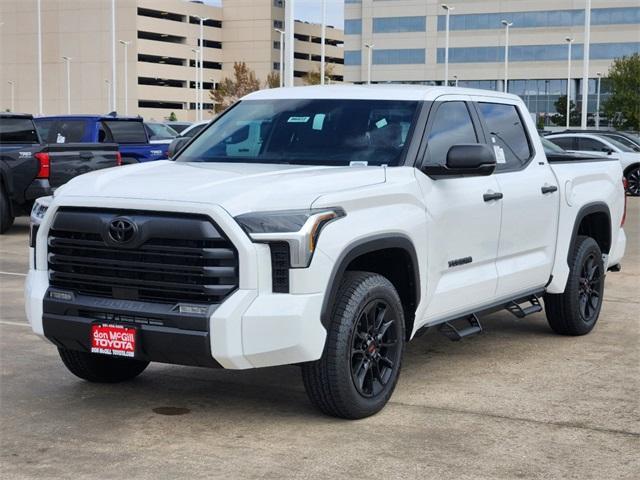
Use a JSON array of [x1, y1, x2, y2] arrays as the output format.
[[177, 99, 419, 166], [146, 123, 178, 140]]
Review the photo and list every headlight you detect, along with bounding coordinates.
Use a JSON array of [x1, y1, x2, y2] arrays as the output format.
[[235, 208, 345, 268], [30, 195, 52, 225]]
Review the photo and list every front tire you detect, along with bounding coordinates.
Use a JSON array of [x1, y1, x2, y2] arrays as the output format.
[[0, 182, 15, 234], [625, 166, 640, 196], [302, 271, 405, 419], [544, 236, 605, 336], [58, 348, 149, 383]]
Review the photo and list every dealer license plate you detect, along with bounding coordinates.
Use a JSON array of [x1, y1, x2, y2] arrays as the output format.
[[90, 324, 137, 358]]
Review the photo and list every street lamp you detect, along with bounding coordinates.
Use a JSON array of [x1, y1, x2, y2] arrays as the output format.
[[36, 0, 43, 114], [441, 4, 454, 86], [110, 0, 117, 112], [320, 0, 326, 85], [596, 72, 602, 129], [501, 20, 513, 93], [565, 37, 574, 129], [275, 28, 285, 88], [365, 43, 375, 85], [7, 81, 15, 112], [119, 40, 131, 115], [194, 16, 210, 121], [62, 56, 71, 114], [105, 79, 112, 113], [581, 0, 592, 129], [191, 48, 200, 120], [284, 0, 295, 87]]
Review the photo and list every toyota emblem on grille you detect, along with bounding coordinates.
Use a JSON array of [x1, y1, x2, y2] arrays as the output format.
[[107, 218, 137, 244]]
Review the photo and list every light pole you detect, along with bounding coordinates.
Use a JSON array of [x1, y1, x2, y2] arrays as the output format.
[[365, 43, 375, 85], [111, 0, 117, 112], [596, 72, 602, 129], [119, 40, 130, 115], [442, 4, 454, 86], [275, 28, 285, 87], [105, 80, 111, 113], [501, 20, 513, 93], [581, 0, 592, 129], [453, 75, 458, 87], [191, 49, 199, 120], [62, 56, 71, 114], [285, 0, 295, 87], [565, 37, 574, 129], [37, 0, 43, 115], [194, 16, 209, 121], [7, 81, 15, 112], [320, 0, 326, 85]]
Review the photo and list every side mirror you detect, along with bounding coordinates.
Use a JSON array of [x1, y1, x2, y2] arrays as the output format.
[[421, 144, 497, 177], [168, 137, 190, 159]]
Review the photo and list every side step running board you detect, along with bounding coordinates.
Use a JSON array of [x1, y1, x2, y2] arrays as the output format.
[[439, 314, 482, 341], [506, 295, 542, 319]]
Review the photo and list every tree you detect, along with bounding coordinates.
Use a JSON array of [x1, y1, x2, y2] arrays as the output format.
[[210, 62, 261, 112], [602, 53, 640, 130], [167, 111, 178, 121], [266, 71, 280, 89], [552, 95, 580, 127], [302, 64, 335, 85]]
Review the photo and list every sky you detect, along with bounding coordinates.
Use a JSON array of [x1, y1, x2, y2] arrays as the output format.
[[204, 1, 345, 28]]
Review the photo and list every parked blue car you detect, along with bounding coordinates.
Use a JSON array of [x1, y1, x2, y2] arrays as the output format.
[[34, 115, 168, 163]]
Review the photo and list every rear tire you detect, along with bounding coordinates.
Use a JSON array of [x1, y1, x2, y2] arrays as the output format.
[[302, 271, 405, 419], [625, 166, 640, 196], [544, 236, 605, 336], [0, 182, 15, 234], [58, 348, 149, 383]]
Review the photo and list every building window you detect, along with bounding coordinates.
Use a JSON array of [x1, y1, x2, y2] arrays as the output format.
[[344, 19, 362, 35], [373, 48, 425, 65], [274, 20, 283, 29], [373, 16, 426, 33], [273, 0, 284, 7], [344, 50, 362, 66], [188, 16, 222, 28], [138, 31, 185, 44], [273, 41, 281, 50]]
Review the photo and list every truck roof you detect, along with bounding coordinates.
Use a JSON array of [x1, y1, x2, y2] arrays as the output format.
[[244, 84, 523, 103], [34, 114, 143, 122], [0, 112, 34, 119]]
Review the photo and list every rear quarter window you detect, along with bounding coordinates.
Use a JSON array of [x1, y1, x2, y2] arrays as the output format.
[[102, 121, 148, 144], [0, 118, 40, 144], [477, 102, 533, 169]]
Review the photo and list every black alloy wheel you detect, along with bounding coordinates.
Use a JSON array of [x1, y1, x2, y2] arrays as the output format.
[[578, 252, 603, 323], [626, 167, 640, 196], [350, 299, 401, 398]]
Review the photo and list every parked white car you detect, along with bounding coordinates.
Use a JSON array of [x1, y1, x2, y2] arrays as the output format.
[[26, 86, 627, 419], [546, 132, 640, 196]]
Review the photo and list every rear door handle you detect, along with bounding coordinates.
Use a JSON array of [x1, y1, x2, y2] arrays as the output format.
[[541, 185, 558, 194], [483, 191, 503, 202]]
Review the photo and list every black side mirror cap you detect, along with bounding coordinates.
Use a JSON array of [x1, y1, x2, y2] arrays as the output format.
[[167, 137, 191, 159], [421, 144, 497, 177]]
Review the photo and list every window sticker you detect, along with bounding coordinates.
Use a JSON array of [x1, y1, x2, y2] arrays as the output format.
[[375, 118, 388, 129], [287, 116, 310, 123], [312, 114, 326, 130], [494, 145, 506, 164], [350, 161, 368, 166]]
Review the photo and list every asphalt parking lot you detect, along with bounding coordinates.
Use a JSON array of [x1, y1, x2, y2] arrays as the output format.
[[1, 201, 638, 480]]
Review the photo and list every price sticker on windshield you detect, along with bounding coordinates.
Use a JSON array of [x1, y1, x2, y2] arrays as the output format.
[[494, 146, 506, 164]]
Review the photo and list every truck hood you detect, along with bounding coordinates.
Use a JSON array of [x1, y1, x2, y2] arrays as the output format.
[[56, 160, 386, 215]]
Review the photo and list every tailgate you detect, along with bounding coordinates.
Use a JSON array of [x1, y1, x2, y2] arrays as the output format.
[[44, 143, 119, 188]]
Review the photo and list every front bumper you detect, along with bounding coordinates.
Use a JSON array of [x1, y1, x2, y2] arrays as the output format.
[[25, 197, 330, 369]]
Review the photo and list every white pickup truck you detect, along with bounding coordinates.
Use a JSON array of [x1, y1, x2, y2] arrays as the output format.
[[25, 86, 627, 419]]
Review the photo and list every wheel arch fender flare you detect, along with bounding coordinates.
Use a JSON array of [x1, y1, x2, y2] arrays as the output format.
[[567, 201, 612, 261], [319, 234, 421, 330]]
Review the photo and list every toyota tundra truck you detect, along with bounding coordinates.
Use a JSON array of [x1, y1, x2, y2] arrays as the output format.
[[25, 86, 627, 419]]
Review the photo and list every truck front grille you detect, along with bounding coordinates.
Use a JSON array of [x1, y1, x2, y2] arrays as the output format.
[[47, 208, 238, 305]]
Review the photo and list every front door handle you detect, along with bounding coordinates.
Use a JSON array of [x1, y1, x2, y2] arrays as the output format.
[[541, 185, 558, 194], [483, 191, 503, 202]]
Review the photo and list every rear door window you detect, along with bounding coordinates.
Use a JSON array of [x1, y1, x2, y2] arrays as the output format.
[[477, 102, 532, 170], [102, 121, 148, 144], [35, 119, 87, 143], [0, 118, 40, 143], [576, 137, 610, 152]]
